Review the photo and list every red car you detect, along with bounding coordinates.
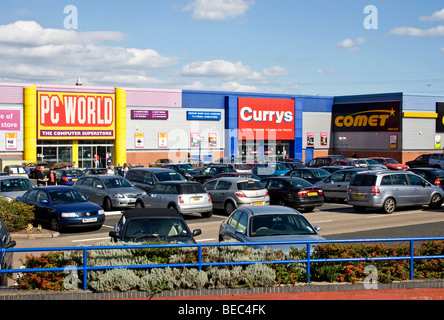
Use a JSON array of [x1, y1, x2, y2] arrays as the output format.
[[369, 157, 410, 170]]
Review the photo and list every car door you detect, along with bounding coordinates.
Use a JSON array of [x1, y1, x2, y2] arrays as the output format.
[[221, 210, 248, 242], [320, 171, 345, 200], [407, 173, 431, 205], [35, 189, 51, 222], [203, 180, 219, 208], [264, 179, 285, 204], [390, 173, 412, 206], [91, 177, 107, 204], [146, 184, 166, 208]]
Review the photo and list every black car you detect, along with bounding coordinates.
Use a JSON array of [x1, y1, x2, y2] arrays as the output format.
[[192, 165, 236, 184], [306, 155, 344, 168], [0, 218, 16, 286], [261, 176, 324, 212], [162, 164, 200, 180], [285, 168, 331, 184], [405, 154, 432, 168], [408, 167, 444, 190], [109, 208, 202, 243]]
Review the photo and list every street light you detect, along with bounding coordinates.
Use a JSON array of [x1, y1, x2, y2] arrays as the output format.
[[339, 137, 347, 156]]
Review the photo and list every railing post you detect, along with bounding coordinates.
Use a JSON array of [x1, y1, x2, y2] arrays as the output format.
[[198, 244, 202, 271], [306, 242, 311, 283], [410, 239, 414, 280], [83, 248, 88, 291]]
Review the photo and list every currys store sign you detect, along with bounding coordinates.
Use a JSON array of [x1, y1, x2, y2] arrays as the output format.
[[238, 97, 295, 140]]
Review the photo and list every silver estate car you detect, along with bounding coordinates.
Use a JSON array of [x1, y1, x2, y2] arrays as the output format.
[[73, 175, 145, 211], [204, 177, 270, 214], [134, 181, 213, 218], [219, 205, 324, 254], [0, 176, 35, 201], [347, 170, 444, 213]]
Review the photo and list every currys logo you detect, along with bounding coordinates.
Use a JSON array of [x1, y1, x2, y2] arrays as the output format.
[[238, 97, 295, 140], [240, 106, 293, 124]]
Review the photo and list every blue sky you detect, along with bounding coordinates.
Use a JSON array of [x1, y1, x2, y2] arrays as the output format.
[[0, 0, 443, 96]]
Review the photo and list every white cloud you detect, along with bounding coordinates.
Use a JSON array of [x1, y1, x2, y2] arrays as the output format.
[[390, 25, 444, 36], [180, 80, 260, 92], [336, 38, 366, 51], [0, 20, 179, 86], [262, 65, 289, 76], [184, 0, 254, 21], [419, 8, 444, 21]]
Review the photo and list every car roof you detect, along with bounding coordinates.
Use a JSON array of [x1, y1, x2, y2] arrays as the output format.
[[157, 181, 201, 185], [35, 186, 75, 191], [241, 205, 302, 216], [123, 208, 183, 219], [211, 177, 260, 182], [128, 167, 174, 172], [0, 176, 29, 180]]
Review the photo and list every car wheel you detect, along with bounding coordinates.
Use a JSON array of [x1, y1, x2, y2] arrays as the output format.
[[49, 215, 62, 232], [135, 200, 145, 209], [382, 197, 396, 214], [201, 210, 213, 218], [103, 198, 113, 211], [224, 201, 236, 215], [429, 193, 443, 209]]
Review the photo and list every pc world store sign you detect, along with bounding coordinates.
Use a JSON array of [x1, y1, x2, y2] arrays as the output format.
[[37, 91, 115, 140], [238, 97, 295, 141]]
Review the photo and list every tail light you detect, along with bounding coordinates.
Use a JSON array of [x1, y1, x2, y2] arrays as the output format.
[[318, 189, 323, 195], [434, 179, 441, 186], [371, 186, 380, 195], [62, 176, 69, 182], [179, 196, 184, 203], [265, 191, 269, 196], [235, 192, 246, 198], [208, 195, 212, 202], [297, 190, 308, 196]]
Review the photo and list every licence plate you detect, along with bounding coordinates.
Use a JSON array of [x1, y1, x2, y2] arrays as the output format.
[[253, 201, 264, 206], [72, 178, 78, 181], [308, 192, 318, 196], [193, 197, 201, 201], [82, 218, 97, 223], [354, 194, 365, 199]]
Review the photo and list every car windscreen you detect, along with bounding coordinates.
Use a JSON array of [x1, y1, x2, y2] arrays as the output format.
[[175, 165, 195, 172], [288, 178, 313, 188], [350, 174, 377, 186], [237, 180, 263, 190], [49, 189, 87, 204], [103, 177, 133, 188], [178, 184, 206, 194], [154, 171, 186, 181], [64, 170, 83, 177], [123, 218, 190, 242], [250, 214, 316, 237], [0, 178, 34, 192], [313, 169, 330, 178]]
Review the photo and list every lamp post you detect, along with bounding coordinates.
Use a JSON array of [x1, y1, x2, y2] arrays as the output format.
[[339, 137, 347, 156], [198, 137, 205, 162]]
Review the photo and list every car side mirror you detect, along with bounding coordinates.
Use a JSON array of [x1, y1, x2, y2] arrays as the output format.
[[315, 226, 322, 232], [40, 199, 49, 204], [109, 231, 119, 239], [5, 240, 16, 248], [192, 229, 202, 237], [97, 184, 103, 189], [235, 228, 245, 235]]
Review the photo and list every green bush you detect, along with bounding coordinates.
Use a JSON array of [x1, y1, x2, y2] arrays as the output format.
[[0, 198, 35, 232]]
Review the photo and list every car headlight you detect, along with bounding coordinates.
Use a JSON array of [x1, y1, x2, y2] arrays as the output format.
[[61, 212, 78, 218], [4, 196, 13, 202], [113, 193, 125, 198], [98, 209, 105, 215]]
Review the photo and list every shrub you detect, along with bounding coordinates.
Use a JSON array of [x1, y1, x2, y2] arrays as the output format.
[[0, 198, 35, 232]]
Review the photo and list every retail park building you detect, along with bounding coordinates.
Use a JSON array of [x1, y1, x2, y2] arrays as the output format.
[[0, 82, 443, 168]]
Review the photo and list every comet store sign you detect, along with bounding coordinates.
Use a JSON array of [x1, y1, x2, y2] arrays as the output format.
[[37, 91, 115, 140]]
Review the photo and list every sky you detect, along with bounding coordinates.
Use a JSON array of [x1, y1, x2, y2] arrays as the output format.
[[0, 0, 443, 96]]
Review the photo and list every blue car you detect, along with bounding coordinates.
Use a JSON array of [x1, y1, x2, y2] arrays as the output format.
[[55, 169, 84, 186], [16, 186, 105, 232]]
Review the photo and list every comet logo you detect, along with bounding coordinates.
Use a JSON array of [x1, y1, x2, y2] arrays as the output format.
[[334, 108, 396, 128], [240, 106, 293, 124]]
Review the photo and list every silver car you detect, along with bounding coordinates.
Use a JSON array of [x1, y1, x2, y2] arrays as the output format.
[[314, 168, 368, 201], [73, 175, 145, 211], [204, 177, 270, 214], [219, 205, 324, 254], [135, 181, 213, 218], [347, 170, 444, 213], [0, 176, 35, 201]]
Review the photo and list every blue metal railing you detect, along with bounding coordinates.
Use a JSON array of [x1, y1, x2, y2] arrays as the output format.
[[1, 236, 444, 291]]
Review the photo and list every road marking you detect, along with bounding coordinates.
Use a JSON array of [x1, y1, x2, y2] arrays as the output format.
[[196, 238, 217, 242], [72, 237, 110, 243], [311, 219, 333, 224], [102, 225, 114, 229], [366, 211, 420, 218], [105, 211, 123, 216]]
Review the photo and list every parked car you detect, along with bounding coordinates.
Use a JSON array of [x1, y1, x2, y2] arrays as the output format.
[[347, 171, 444, 213], [3, 165, 28, 177], [193, 165, 237, 184], [204, 177, 270, 214], [16, 186, 105, 231], [82, 168, 108, 175], [55, 169, 84, 186], [207, 172, 261, 182], [218, 205, 324, 254], [355, 158, 388, 170], [320, 165, 354, 173], [29, 162, 51, 178], [252, 163, 289, 179], [0, 176, 35, 201], [124, 168, 186, 193], [261, 177, 324, 212], [314, 168, 368, 201], [135, 181, 213, 218], [369, 157, 410, 170], [162, 164, 200, 181], [330, 158, 360, 167], [0, 217, 16, 286], [150, 159, 174, 167], [73, 175, 145, 211], [109, 208, 202, 243], [428, 153, 444, 169], [233, 163, 253, 173], [405, 154, 432, 168], [408, 167, 444, 190], [286, 168, 331, 184], [306, 155, 344, 167]]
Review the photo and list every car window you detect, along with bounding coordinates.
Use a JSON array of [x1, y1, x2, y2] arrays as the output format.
[[82, 177, 94, 187], [350, 174, 377, 186], [179, 184, 206, 194], [103, 177, 132, 188], [268, 179, 284, 190], [216, 181, 231, 190], [330, 171, 345, 182], [289, 178, 313, 187], [344, 171, 359, 182], [37, 190, 48, 202], [204, 180, 217, 191], [380, 175, 392, 185], [24, 189, 39, 201], [93, 178, 104, 188], [164, 185, 178, 194], [0, 219, 7, 247], [0, 178, 34, 192], [153, 171, 186, 182], [237, 180, 262, 190], [238, 212, 247, 232], [143, 172, 154, 184], [408, 174, 426, 186], [391, 174, 408, 186], [151, 184, 166, 194], [228, 210, 242, 228]]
